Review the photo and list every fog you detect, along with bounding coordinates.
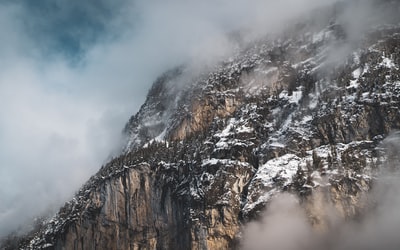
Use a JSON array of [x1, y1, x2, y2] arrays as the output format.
[[0, 0, 397, 240], [322, 0, 400, 69], [0, 0, 344, 238], [241, 133, 400, 250]]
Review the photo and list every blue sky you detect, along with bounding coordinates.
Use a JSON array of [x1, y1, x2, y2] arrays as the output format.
[[0, 0, 344, 237]]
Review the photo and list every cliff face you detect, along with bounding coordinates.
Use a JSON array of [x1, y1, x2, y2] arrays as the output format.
[[6, 2, 400, 250], [55, 164, 190, 250]]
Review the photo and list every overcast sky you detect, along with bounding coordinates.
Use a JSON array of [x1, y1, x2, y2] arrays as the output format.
[[0, 0, 366, 238]]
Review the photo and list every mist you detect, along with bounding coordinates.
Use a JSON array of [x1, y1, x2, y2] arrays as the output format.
[[0, 0, 396, 239], [321, 0, 400, 69], [241, 194, 318, 250], [241, 134, 400, 250]]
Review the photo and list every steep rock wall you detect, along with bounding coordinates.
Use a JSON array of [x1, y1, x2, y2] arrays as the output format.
[[55, 164, 189, 250]]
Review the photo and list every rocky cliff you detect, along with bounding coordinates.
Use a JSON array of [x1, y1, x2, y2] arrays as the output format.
[[3, 1, 400, 249]]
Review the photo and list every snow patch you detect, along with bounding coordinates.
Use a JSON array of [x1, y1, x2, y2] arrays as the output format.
[[380, 56, 397, 69], [352, 67, 362, 79], [279, 90, 302, 104], [256, 154, 300, 187]]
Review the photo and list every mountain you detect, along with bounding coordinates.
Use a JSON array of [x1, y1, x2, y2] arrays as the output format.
[[2, 1, 400, 249]]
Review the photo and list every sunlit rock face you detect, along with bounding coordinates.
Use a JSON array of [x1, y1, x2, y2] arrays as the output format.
[[5, 1, 400, 249]]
